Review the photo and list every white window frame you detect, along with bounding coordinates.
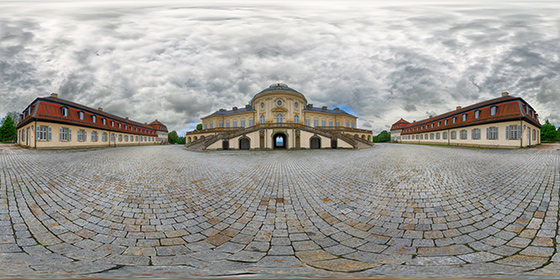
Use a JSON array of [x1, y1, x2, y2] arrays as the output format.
[[59, 127, 70, 141]]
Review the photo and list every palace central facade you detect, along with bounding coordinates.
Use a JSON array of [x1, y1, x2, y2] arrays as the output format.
[[186, 84, 373, 150]]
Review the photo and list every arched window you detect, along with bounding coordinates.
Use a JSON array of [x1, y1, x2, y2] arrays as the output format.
[[294, 115, 299, 124], [276, 114, 283, 123], [260, 115, 265, 124]]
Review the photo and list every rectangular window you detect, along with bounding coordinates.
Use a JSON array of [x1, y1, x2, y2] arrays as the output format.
[[460, 129, 467, 140], [335, 122, 340, 127], [436, 132, 440, 139], [233, 121, 238, 127], [533, 129, 536, 141], [491, 106, 497, 116], [351, 122, 354, 128], [453, 117, 456, 124], [118, 134, 123, 142], [430, 133, 434, 139], [91, 131, 98, 142], [102, 132, 107, 142], [314, 120, 319, 127], [329, 121, 333, 127], [219, 123, 223, 128], [451, 131, 457, 139], [59, 128, 70, 141], [124, 135, 129, 142], [36, 126, 50, 141], [118, 123, 121, 129], [438, 121, 441, 127], [420, 134, 423, 140], [462, 114, 467, 122], [487, 127, 499, 140], [226, 122, 230, 128], [475, 110, 480, 119], [472, 128, 481, 140], [249, 120, 254, 126], [345, 121, 349, 127], [92, 115, 96, 123], [62, 107, 68, 117], [79, 111, 84, 120], [443, 132, 448, 139], [77, 129, 87, 142], [305, 119, 310, 126], [322, 120, 326, 126], [444, 119, 448, 125], [111, 121, 114, 127], [240, 120, 245, 127], [204, 124, 208, 130], [506, 125, 521, 140], [416, 135, 419, 140]]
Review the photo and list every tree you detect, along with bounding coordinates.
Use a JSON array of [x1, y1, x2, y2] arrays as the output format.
[[168, 130, 178, 144], [371, 130, 391, 143], [2, 112, 21, 126], [540, 120, 558, 142], [176, 137, 186, 144], [196, 124, 203, 131], [0, 115, 17, 143]]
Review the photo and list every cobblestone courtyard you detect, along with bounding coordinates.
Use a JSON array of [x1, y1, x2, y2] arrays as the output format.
[[1, 144, 559, 278]]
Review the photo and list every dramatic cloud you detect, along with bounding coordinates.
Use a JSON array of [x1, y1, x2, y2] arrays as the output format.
[[1, 0, 559, 135]]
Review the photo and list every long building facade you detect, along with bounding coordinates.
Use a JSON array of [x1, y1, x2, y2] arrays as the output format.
[[186, 83, 373, 150], [391, 92, 541, 148], [17, 93, 165, 149]]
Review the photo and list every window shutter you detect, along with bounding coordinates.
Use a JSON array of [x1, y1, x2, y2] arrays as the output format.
[[69, 128, 72, 141], [48, 127, 52, 141], [518, 125, 521, 140], [59, 128, 63, 141], [486, 128, 489, 139], [36, 126, 40, 140], [84, 130, 87, 141], [506, 126, 509, 140]]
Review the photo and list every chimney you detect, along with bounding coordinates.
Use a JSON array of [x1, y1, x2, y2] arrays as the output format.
[[98, 107, 103, 111], [429, 115, 433, 118], [245, 105, 250, 108], [308, 104, 313, 108], [233, 107, 238, 110], [126, 117, 129, 120], [219, 109, 225, 111], [502, 92, 509, 97], [322, 106, 327, 110], [50, 93, 58, 98], [334, 108, 340, 110], [456, 106, 461, 110]]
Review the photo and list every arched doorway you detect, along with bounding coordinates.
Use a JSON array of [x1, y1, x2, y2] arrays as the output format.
[[273, 133, 287, 149], [310, 136, 321, 149], [239, 137, 250, 150], [188, 136, 192, 143]]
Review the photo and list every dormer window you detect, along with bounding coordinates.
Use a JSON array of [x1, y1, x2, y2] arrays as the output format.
[[92, 115, 96, 123], [444, 119, 448, 125], [475, 110, 480, 119], [452, 117, 456, 124], [61, 107, 68, 117], [431, 123, 434, 128], [119, 123, 121, 129], [462, 114, 467, 122], [125, 125, 128, 130], [102, 118, 106, 125], [438, 121, 441, 127], [79, 111, 84, 120], [491, 106, 497, 116], [111, 121, 115, 127]]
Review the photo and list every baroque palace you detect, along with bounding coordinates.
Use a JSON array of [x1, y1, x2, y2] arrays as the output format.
[[390, 92, 541, 148], [17, 93, 168, 149], [186, 83, 373, 150]]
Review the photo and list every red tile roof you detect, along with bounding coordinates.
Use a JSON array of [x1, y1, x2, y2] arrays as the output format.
[[149, 120, 169, 132], [17, 95, 158, 136], [391, 118, 410, 130], [396, 95, 541, 135]]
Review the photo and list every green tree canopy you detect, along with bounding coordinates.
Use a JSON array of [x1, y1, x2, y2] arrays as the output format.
[[0, 115, 17, 143], [196, 124, 203, 131], [168, 130, 178, 144], [372, 130, 391, 143], [541, 120, 558, 142]]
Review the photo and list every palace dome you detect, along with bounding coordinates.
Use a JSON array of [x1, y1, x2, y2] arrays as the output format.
[[251, 83, 307, 104]]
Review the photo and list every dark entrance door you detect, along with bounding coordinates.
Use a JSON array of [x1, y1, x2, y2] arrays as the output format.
[[273, 133, 287, 149], [310, 136, 321, 149], [222, 140, 229, 150], [239, 137, 250, 150]]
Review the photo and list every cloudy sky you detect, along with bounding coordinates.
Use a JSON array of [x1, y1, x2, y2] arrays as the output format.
[[1, 0, 559, 135]]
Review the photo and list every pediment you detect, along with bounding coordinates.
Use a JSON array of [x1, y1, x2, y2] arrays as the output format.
[[271, 107, 288, 113]]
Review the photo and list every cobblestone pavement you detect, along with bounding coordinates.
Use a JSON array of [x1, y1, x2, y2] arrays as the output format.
[[0, 144, 559, 278]]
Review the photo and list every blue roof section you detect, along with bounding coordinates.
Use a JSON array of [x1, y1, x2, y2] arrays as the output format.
[[204, 106, 255, 118], [304, 105, 355, 117]]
